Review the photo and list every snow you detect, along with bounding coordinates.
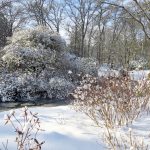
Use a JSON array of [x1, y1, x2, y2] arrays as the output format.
[[129, 70, 150, 80], [98, 67, 150, 80], [98, 69, 120, 78], [0, 106, 105, 150], [122, 112, 150, 146], [98, 65, 120, 78], [1, 105, 150, 149]]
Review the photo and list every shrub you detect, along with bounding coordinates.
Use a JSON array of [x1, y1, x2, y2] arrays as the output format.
[[48, 77, 75, 99], [2, 44, 56, 72], [1, 26, 67, 73], [61, 52, 98, 76], [0, 72, 75, 102], [3, 106, 44, 150], [73, 75, 150, 128], [72, 75, 150, 149], [10, 26, 66, 51], [129, 58, 148, 70]]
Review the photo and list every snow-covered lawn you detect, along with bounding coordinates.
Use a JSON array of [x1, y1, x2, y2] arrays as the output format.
[[1, 105, 150, 149], [0, 106, 105, 150]]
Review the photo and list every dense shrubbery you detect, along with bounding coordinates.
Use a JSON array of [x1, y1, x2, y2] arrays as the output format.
[[0, 71, 76, 102], [2, 44, 56, 72], [98, 64, 120, 78], [60, 52, 98, 76], [0, 26, 98, 102], [0, 26, 72, 102], [10, 26, 66, 51], [2, 26, 66, 73], [129, 58, 148, 70], [48, 77, 75, 99]]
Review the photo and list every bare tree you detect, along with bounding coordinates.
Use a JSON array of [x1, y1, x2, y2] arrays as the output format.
[[0, 12, 9, 47], [0, 1, 13, 47], [65, 0, 98, 57], [98, 0, 150, 40], [21, 0, 47, 26], [3, 1, 27, 34], [45, 0, 65, 33]]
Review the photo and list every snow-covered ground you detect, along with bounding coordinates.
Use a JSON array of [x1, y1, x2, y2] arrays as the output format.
[[129, 70, 150, 80], [1, 105, 150, 150], [0, 106, 105, 150], [98, 66, 150, 80]]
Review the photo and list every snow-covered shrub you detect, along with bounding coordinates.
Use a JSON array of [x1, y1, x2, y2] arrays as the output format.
[[0, 25, 101, 102], [129, 57, 148, 70], [0, 71, 75, 102], [1, 26, 67, 73], [75, 57, 98, 75], [61, 52, 98, 76], [2, 44, 56, 72], [0, 26, 74, 102], [0, 72, 48, 102], [10, 26, 66, 51], [48, 77, 75, 99]]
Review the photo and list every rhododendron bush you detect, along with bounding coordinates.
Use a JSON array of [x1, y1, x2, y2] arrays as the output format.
[[0, 26, 98, 102], [0, 26, 71, 102], [60, 52, 98, 76], [10, 26, 66, 51], [2, 44, 56, 72]]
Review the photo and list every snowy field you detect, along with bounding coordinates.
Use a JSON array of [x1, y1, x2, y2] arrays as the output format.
[[0, 106, 105, 150], [0, 105, 150, 149]]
